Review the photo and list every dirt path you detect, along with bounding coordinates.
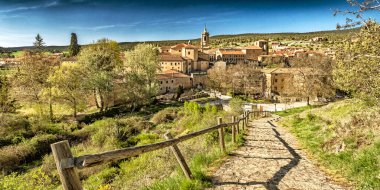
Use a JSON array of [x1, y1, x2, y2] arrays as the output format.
[[209, 116, 346, 190]]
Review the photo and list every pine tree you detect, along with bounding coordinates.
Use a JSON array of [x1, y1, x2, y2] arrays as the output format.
[[33, 34, 45, 52], [68, 33, 80, 57]]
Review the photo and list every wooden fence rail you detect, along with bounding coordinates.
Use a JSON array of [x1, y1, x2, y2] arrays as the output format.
[[51, 109, 272, 190]]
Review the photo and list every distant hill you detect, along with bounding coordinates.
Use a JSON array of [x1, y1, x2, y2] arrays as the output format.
[[1, 28, 356, 52]]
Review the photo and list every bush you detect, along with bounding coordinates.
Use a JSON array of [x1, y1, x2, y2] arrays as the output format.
[[0, 114, 31, 147], [0, 134, 58, 173], [151, 107, 180, 125]]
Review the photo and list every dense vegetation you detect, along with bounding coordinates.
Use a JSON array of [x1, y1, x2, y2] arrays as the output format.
[[278, 99, 380, 189], [0, 101, 245, 190]]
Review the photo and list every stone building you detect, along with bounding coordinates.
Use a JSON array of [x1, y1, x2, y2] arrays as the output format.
[[262, 68, 333, 102], [157, 70, 192, 94], [254, 40, 269, 55]]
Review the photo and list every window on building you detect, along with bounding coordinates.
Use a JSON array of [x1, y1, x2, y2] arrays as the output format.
[[166, 81, 168, 83], [171, 80, 174, 83], [275, 79, 278, 83], [188, 52, 190, 55], [160, 81, 162, 84]]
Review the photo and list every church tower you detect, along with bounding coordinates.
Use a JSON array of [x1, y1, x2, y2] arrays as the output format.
[[201, 25, 209, 51]]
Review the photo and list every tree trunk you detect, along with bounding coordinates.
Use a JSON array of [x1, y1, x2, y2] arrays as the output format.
[[73, 99, 77, 118], [307, 96, 310, 106], [94, 89, 100, 109], [49, 87, 54, 121], [99, 92, 104, 112]]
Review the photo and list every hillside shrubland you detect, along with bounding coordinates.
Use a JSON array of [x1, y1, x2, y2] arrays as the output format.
[[0, 102, 245, 190], [279, 99, 380, 189]]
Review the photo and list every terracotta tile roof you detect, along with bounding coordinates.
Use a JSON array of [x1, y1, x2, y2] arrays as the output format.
[[159, 54, 185, 61], [170, 43, 197, 50], [204, 48, 218, 54], [219, 50, 245, 55], [157, 70, 191, 80], [240, 46, 263, 50]]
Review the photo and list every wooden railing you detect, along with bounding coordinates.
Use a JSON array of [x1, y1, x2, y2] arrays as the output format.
[[51, 109, 272, 190]]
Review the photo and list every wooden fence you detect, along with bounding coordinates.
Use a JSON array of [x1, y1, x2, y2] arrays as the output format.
[[51, 109, 272, 190]]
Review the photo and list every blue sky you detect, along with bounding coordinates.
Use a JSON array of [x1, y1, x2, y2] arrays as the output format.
[[0, 0, 379, 47]]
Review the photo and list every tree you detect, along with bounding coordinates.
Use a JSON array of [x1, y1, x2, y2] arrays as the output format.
[[77, 39, 122, 111], [206, 66, 228, 93], [33, 34, 45, 52], [0, 75, 16, 113], [334, 21, 380, 104], [285, 55, 335, 105], [68, 33, 80, 57], [13, 51, 58, 118], [49, 63, 87, 117], [123, 44, 160, 107], [335, 0, 380, 29]]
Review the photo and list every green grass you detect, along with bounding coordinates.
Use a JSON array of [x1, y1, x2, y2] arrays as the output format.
[[11, 51, 24, 58], [280, 100, 380, 189], [275, 105, 319, 117]]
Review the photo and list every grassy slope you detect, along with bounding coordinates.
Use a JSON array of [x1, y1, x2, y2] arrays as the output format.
[[0, 104, 245, 190], [278, 99, 380, 189]]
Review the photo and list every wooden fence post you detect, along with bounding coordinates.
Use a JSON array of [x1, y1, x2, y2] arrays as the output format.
[[245, 111, 249, 124], [51, 140, 82, 190], [164, 132, 193, 179], [235, 116, 240, 134], [231, 116, 236, 143], [242, 112, 245, 131], [217, 117, 226, 153]]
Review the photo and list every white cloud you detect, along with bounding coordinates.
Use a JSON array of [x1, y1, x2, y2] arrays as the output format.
[[0, 1, 59, 13], [69, 22, 141, 31]]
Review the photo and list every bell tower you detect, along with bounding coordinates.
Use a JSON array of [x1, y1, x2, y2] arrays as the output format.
[[201, 25, 209, 51]]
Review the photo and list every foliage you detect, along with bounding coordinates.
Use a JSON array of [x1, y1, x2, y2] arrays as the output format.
[[123, 44, 161, 107], [49, 63, 87, 117], [286, 54, 335, 105], [77, 38, 122, 111], [12, 51, 59, 119], [33, 34, 45, 52], [151, 107, 180, 125], [207, 63, 264, 97], [0, 74, 16, 113], [228, 97, 244, 115], [334, 21, 380, 105], [68, 33, 80, 57]]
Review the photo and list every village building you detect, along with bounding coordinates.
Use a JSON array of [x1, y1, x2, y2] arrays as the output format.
[[157, 70, 192, 94], [262, 67, 333, 102]]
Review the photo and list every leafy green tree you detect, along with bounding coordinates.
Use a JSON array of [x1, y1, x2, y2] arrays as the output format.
[[334, 21, 380, 104], [77, 39, 122, 111], [123, 44, 160, 107], [33, 34, 45, 52], [68, 33, 80, 57], [49, 63, 87, 117], [0, 75, 16, 113], [13, 51, 58, 118]]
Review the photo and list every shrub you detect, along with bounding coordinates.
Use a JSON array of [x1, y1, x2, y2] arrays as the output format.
[[0, 134, 58, 173], [151, 107, 180, 125]]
